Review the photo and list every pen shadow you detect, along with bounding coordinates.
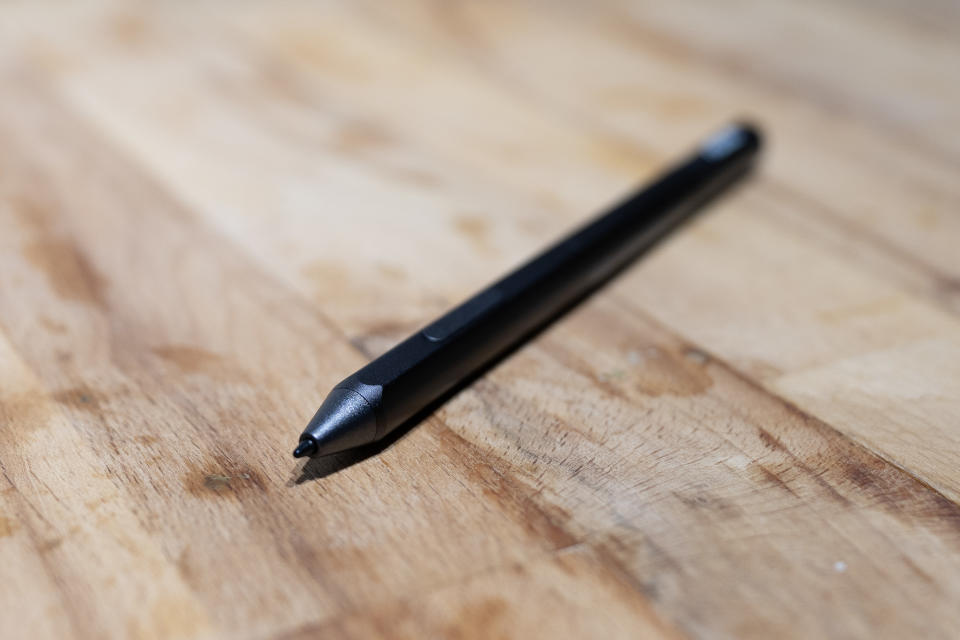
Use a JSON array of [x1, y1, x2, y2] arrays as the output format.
[[289, 160, 759, 485], [289, 418, 414, 484]]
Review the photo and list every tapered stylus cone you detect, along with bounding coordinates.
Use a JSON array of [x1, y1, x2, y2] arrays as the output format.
[[295, 388, 378, 457]]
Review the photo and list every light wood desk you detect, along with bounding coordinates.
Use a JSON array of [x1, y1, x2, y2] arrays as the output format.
[[1, 1, 958, 638]]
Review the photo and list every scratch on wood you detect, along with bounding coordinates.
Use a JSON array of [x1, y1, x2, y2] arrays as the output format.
[[184, 456, 266, 498], [747, 462, 798, 497]]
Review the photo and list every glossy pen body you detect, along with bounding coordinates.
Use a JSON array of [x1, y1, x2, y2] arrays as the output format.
[[294, 123, 762, 458]]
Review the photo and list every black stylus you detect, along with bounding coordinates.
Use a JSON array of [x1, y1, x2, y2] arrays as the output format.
[[293, 122, 763, 458]]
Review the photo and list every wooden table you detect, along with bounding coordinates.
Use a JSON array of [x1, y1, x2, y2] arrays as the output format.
[[2, 1, 959, 638]]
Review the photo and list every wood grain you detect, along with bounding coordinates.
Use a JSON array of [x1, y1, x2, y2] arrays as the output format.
[[1, 1, 958, 638]]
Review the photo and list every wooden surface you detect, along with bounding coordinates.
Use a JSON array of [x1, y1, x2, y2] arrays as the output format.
[[1, 1, 959, 638]]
